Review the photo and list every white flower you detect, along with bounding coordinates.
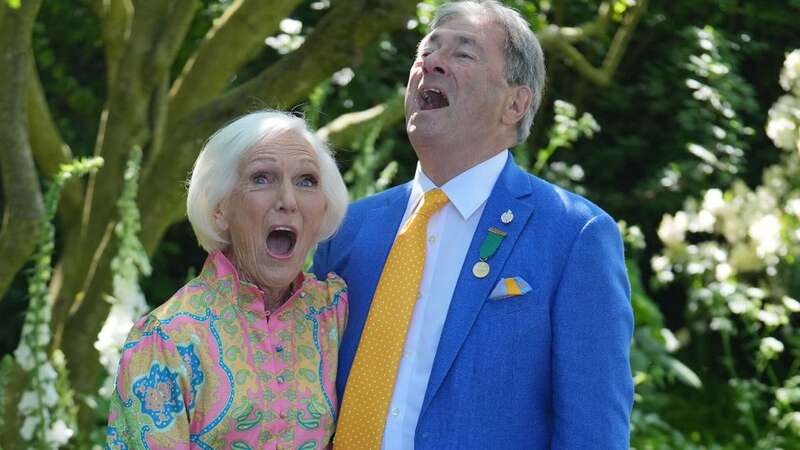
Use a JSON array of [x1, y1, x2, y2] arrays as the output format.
[[786, 198, 800, 217], [45, 419, 74, 446], [748, 214, 782, 258], [658, 211, 688, 246], [767, 114, 797, 151], [727, 295, 750, 314], [759, 336, 784, 359], [42, 382, 59, 407], [783, 296, 800, 312], [767, 95, 800, 152], [757, 309, 781, 327], [702, 188, 726, 215], [715, 263, 733, 281], [14, 343, 36, 371], [660, 328, 680, 352], [331, 67, 355, 86], [310, 0, 330, 10], [38, 361, 57, 382], [279, 18, 302, 35], [265, 34, 305, 54], [687, 262, 706, 275], [19, 390, 39, 413], [780, 49, 800, 94], [20, 415, 40, 441]]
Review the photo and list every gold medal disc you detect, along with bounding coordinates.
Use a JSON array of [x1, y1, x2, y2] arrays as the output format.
[[472, 261, 490, 278]]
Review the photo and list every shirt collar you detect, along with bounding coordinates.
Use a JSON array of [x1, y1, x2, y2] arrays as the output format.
[[410, 150, 508, 221], [202, 250, 305, 313]]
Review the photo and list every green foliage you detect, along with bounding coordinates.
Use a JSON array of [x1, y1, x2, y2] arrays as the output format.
[[343, 118, 399, 200], [6, 0, 20, 9], [12, 156, 102, 449], [650, 50, 800, 448]]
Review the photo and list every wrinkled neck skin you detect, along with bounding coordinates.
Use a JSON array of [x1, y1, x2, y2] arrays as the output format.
[[411, 134, 513, 186], [225, 248, 293, 312]]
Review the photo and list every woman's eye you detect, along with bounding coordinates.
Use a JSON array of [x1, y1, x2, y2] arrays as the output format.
[[252, 173, 273, 185], [456, 52, 474, 60], [297, 175, 319, 188]]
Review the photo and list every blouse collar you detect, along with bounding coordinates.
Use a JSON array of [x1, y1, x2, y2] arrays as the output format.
[[201, 250, 306, 314]]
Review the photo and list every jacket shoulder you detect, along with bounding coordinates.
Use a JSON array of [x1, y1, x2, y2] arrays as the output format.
[[526, 172, 615, 227]]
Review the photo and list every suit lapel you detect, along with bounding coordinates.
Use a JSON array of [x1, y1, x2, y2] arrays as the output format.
[[420, 157, 534, 415]]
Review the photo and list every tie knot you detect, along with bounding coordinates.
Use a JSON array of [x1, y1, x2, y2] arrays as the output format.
[[416, 188, 449, 218]]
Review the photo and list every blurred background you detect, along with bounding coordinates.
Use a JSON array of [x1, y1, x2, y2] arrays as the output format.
[[1, 0, 800, 448]]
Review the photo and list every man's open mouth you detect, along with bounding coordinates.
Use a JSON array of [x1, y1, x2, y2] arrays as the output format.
[[266, 226, 297, 259], [419, 88, 449, 110]]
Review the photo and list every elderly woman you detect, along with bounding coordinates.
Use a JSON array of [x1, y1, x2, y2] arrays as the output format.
[[106, 110, 349, 449]]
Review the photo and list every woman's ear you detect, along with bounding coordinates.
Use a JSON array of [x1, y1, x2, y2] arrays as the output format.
[[502, 85, 533, 126], [213, 202, 229, 231]]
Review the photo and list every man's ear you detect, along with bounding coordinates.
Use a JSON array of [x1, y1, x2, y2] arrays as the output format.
[[502, 85, 533, 126], [213, 202, 229, 231]]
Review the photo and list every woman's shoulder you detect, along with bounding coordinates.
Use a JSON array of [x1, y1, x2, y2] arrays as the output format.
[[300, 272, 347, 306], [134, 276, 220, 333]]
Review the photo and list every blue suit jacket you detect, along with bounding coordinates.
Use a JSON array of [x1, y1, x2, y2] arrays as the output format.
[[313, 157, 633, 449]]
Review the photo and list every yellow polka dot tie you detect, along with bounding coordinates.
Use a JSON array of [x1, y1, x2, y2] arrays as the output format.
[[334, 188, 449, 449]]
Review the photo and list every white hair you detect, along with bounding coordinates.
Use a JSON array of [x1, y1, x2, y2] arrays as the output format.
[[186, 110, 349, 252], [432, 0, 546, 144]]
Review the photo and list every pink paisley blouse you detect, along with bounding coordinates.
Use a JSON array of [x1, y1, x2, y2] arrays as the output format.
[[106, 251, 348, 450]]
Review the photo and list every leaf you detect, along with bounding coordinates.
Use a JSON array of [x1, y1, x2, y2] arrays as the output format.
[[664, 357, 702, 389], [7, 0, 21, 9]]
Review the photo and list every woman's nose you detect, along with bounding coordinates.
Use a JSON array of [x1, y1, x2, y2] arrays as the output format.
[[275, 181, 298, 212]]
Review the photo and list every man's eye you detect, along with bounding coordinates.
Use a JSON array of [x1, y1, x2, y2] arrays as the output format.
[[297, 175, 318, 188], [456, 52, 474, 60]]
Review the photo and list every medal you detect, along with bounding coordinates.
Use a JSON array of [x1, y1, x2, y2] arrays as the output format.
[[472, 227, 507, 278], [472, 261, 490, 278]]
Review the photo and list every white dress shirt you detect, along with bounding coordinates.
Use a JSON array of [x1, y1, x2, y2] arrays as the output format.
[[381, 150, 509, 449]]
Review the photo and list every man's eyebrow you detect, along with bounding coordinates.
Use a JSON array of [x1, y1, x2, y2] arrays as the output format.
[[423, 31, 478, 48]]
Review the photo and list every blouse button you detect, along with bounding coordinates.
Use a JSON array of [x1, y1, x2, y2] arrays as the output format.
[[300, 292, 306, 298], [276, 346, 284, 353], [276, 375, 285, 384]]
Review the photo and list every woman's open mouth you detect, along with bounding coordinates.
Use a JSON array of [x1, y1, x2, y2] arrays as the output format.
[[266, 226, 297, 260]]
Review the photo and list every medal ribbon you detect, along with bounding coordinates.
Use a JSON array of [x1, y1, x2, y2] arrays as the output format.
[[478, 227, 506, 261]]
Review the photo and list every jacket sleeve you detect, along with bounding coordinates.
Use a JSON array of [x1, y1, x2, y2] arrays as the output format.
[[312, 238, 332, 281], [106, 317, 192, 450], [550, 213, 634, 449]]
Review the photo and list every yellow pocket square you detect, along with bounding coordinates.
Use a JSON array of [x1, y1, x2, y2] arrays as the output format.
[[489, 277, 531, 300]]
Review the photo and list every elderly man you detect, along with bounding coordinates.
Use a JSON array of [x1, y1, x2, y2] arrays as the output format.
[[314, 1, 633, 448]]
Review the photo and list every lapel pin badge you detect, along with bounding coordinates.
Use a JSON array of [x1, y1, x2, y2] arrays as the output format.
[[501, 209, 514, 224]]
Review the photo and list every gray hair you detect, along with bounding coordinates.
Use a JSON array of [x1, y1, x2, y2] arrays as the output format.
[[186, 110, 349, 252], [431, 0, 546, 144]]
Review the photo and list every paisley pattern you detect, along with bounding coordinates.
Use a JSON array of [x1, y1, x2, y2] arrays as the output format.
[[106, 251, 347, 450], [132, 363, 184, 429]]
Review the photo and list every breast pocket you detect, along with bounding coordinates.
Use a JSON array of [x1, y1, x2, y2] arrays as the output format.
[[482, 291, 539, 316]]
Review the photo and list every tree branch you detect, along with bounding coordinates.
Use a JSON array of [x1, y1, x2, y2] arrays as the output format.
[[87, 0, 133, 86], [0, 0, 44, 300], [317, 87, 405, 150], [178, 0, 417, 137], [138, 0, 418, 254], [25, 53, 83, 232], [168, 0, 304, 124], [544, 0, 649, 86]]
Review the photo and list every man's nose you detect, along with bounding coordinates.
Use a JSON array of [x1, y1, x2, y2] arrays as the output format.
[[275, 181, 298, 212], [422, 51, 447, 75]]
